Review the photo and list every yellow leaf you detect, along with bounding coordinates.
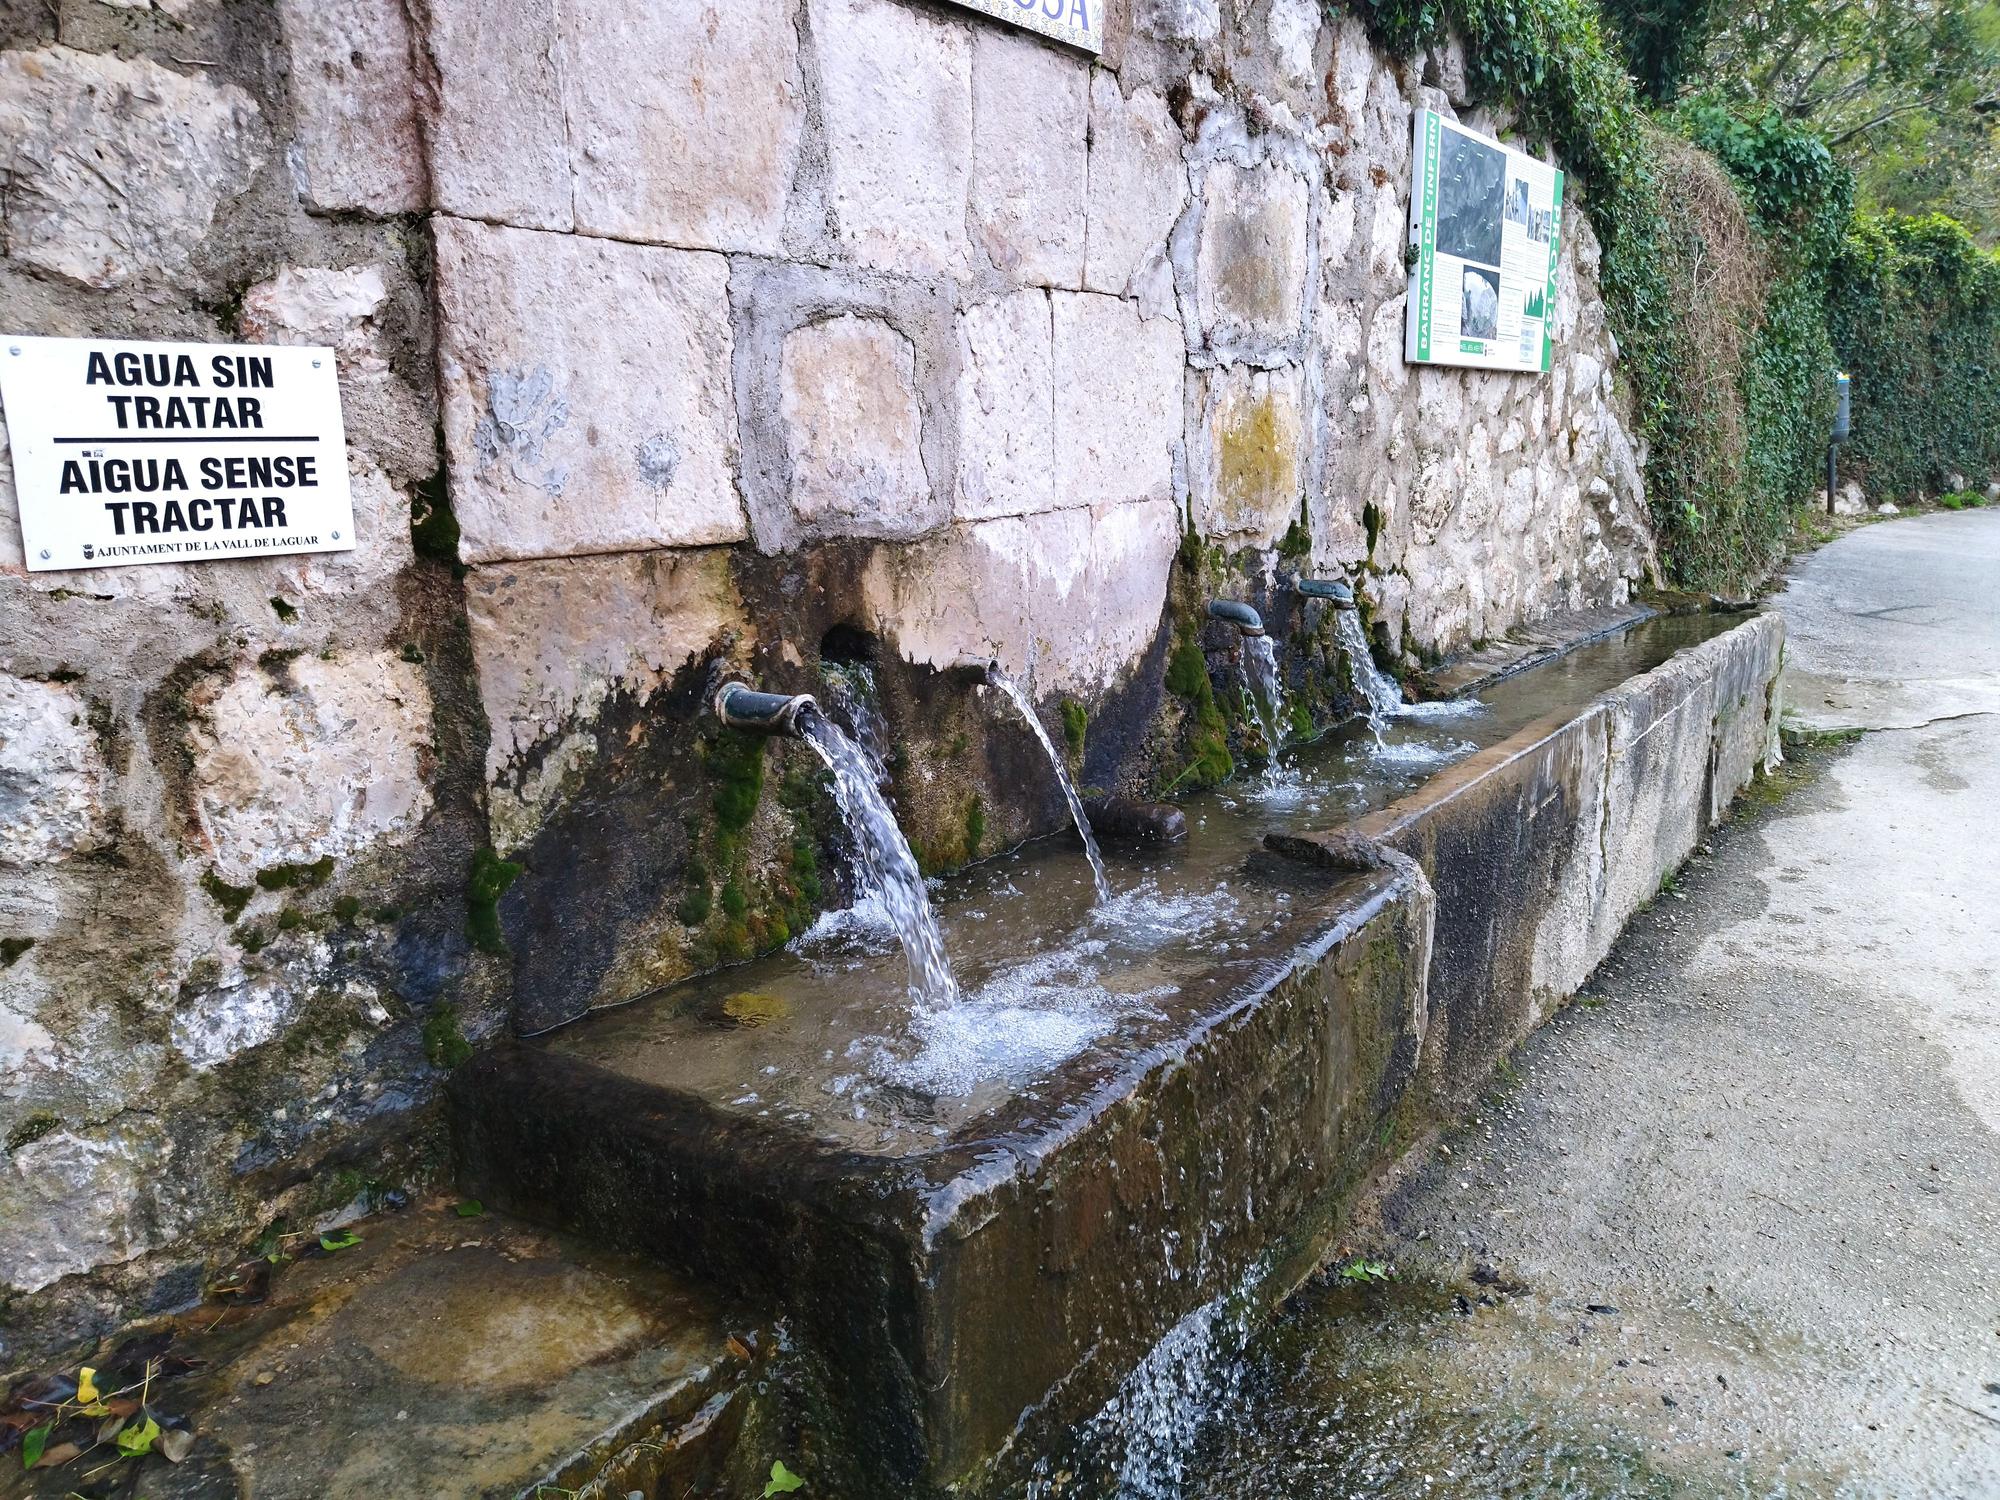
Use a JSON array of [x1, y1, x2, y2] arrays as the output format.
[[75, 1367, 99, 1404]]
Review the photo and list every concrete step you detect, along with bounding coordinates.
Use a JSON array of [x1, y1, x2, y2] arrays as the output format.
[[2, 1201, 774, 1500]]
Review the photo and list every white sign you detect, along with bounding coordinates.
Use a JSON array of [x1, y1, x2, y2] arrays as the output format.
[[946, 0, 1100, 53], [1, 335, 355, 571], [1405, 110, 1564, 374]]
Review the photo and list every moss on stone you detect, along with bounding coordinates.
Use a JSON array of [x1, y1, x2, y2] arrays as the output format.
[[269, 596, 298, 622], [6, 1112, 59, 1153], [276, 906, 306, 932], [467, 847, 522, 956], [422, 1002, 473, 1069], [1060, 699, 1088, 759], [707, 729, 766, 867], [256, 856, 335, 892], [1, 936, 35, 968], [964, 794, 986, 861], [332, 895, 363, 925], [720, 879, 749, 921], [409, 464, 464, 575], [1362, 501, 1383, 557], [1162, 628, 1235, 792]]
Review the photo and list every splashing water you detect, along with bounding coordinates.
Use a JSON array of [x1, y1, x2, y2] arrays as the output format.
[[1334, 609, 1402, 733], [821, 658, 892, 790], [1242, 633, 1289, 753], [798, 707, 960, 1009], [988, 668, 1113, 905]]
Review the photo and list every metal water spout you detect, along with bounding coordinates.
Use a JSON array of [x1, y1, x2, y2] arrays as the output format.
[[1206, 599, 1265, 636], [1294, 578, 1358, 610], [713, 681, 818, 737]]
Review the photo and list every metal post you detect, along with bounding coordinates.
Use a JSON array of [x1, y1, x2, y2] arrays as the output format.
[[1827, 444, 1838, 516]]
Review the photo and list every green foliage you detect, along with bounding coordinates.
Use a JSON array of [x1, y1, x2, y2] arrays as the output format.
[[706, 729, 767, 866], [1828, 211, 2000, 500], [764, 1461, 806, 1496], [1162, 630, 1234, 792], [1678, 100, 1853, 258], [318, 1229, 362, 1253], [467, 847, 522, 956], [1598, 0, 1722, 101], [422, 1002, 473, 1069]]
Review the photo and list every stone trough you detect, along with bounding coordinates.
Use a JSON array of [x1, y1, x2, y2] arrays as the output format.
[[449, 610, 1784, 1497]]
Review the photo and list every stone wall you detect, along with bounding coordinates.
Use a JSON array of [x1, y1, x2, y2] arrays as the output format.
[[0, 0, 1654, 1356]]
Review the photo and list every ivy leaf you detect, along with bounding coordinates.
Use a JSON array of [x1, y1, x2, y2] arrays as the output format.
[[319, 1229, 362, 1252], [115, 1415, 160, 1457], [21, 1422, 49, 1470], [453, 1199, 484, 1218], [763, 1459, 805, 1496]]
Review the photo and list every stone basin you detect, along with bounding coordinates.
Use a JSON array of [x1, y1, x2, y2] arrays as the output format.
[[449, 609, 1782, 1497]]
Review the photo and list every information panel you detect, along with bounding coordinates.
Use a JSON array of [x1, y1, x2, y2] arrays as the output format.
[[1405, 110, 1564, 374], [1, 335, 355, 572], [946, 0, 1099, 53]]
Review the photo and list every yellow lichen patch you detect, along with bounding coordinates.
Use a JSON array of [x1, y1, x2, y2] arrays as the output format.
[[1212, 372, 1304, 542]]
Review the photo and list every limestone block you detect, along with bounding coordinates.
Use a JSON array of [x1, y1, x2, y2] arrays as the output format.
[[466, 548, 741, 851], [238, 264, 392, 373], [1197, 363, 1306, 547], [1051, 291, 1184, 511], [1083, 78, 1186, 299], [1366, 294, 1409, 393], [0, 1121, 169, 1293], [1196, 161, 1310, 347], [779, 315, 936, 540], [1134, 0, 1219, 44], [410, 0, 571, 230], [0, 46, 263, 289], [812, 0, 972, 278], [187, 651, 434, 884], [433, 218, 744, 563], [171, 977, 296, 1072], [0, 675, 109, 868], [1267, 0, 1322, 84], [562, 0, 802, 253], [1330, 14, 1376, 122], [280, 0, 426, 215], [862, 497, 1179, 694], [957, 291, 1056, 521], [1320, 183, 1358, 268], [1367, 176, 1407, 278], [971, 30, 1086, 286]]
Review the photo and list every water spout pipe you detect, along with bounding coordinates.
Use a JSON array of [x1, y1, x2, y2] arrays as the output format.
[[1206, 599, 1265, 636], [1294, 578, 1357, 609], [713, 682, 818, 737]]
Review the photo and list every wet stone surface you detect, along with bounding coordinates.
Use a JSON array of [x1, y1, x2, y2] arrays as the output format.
[[1, 1202, 761, 1500]]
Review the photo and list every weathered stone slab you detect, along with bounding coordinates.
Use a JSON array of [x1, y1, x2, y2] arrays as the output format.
[[408, 0, 572, 230], [1196, 159, 1310, 348], [1051, 291, 1183, 511], [433, 217, 745, 563], [955, 290, 1055, 521], [186, 651, 434, 884], [812, 0, 973, 277], [562, 0, 803, 253], [969, 29, 1086, 286], [1082, 77, 1187, 298], [280, 0, 427, 215], [0, 673, 108, 868], [863, 496, 1178, 693], [780, 314, 937, 541], [0, 46, 263, 289], [1196, 362, 1307, 548], [466, 548, 741, 856]]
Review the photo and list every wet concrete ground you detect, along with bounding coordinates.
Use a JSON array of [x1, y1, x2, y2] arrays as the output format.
[[1183, 512, 2000, 1498]]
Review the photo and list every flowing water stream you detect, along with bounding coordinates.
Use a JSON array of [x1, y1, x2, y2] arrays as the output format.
[[1335, 609, 1404, 737], [797, 706, 960, 1009], [989, 667, 1113, 905], [1242, 634, 1288, 752]]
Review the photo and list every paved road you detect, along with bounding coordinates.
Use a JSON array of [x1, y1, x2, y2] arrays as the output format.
[[1185, 512, 2000, 1498]]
